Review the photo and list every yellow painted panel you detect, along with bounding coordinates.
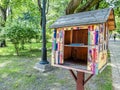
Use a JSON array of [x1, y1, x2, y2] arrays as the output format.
[[51, 51, 55, 65], [79, 26, 88, 29], [98, 50, 107, 70]]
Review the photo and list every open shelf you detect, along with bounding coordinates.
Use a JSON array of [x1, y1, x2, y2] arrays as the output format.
[[62, 29, 88, 70], [64, 46, 88, 68], [53, 63, 92, 74], [64, 43, 88, 47], [64, 29, 88, 45], [64, 60, 87, 70]]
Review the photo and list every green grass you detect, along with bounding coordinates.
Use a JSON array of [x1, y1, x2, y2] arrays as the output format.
[[0, 42, 51, 56], [93, 65, 112, 90], [0, 42, 112, 90], [0, 42, 53, 90], [0, 42, 75, 90], [96, 50, 112, 90]]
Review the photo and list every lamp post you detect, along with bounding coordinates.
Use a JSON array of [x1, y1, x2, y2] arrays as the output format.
[[39, 0, 49, 64]]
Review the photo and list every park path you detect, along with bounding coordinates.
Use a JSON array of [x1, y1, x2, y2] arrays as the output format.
[[109, 38, 120, 90]]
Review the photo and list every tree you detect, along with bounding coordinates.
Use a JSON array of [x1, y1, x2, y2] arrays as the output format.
[[0, 0, 11, 46], [5, 21, 39, 55]]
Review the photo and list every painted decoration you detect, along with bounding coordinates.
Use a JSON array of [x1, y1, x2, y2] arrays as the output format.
[[52, 23, 108, 75], [87, 24, 107, 74], [88, 46, 99, 74], [99, 24, 104, 44], [99, 44, 103, 52], [51, 30, 57, 65], [88, 25, 99, 45], [51, 51, 55, 65], [52, 29, 64, 65], [98, 51, 107, 69]]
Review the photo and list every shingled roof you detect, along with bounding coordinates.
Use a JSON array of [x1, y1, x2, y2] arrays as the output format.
[[50, 8, 115, 30]]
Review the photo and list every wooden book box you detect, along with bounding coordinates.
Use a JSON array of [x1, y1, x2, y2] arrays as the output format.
[[50, 8, 115, 75]]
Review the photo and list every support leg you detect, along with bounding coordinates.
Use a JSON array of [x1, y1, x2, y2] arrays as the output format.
[[69, 70, 93, 90], [76, 71, 84, 90], [69, 70, 77, 82]]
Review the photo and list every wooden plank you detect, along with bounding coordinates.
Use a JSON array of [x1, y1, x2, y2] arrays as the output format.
[[77, 72, 84, 90], [69, 70, 77, 82], [74, 47, 87, 61], [72, 29, 88, 45], [64, 46, 71, 59], [64, 30, 71, 44], [53, 64, 92, 74], [82, 29, 88, 45], [84, 74, 94, 85], [108, 26, 115, 30], [70, 30, 73, 43]]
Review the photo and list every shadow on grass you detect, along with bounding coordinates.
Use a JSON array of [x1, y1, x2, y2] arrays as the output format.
[[0, 49, 52, 58], [0, 42, 52, 57]]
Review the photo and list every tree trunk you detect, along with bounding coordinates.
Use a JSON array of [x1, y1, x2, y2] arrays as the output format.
[[66, 0, 82, 15], [76, 0, 100, 12], [0, 0, 10, 47], [66, 0, 101, 14], [0, 6, 7, 47], [1, 10, 7, 47], [14, 44, 19, 56], [21, 40, 25, 50]]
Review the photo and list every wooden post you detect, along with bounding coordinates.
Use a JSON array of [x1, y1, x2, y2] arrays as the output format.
[[76, 71, 84, 90], [69, 70, 93, 90]]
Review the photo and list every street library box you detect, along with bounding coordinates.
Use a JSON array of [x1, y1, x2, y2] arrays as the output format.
[[50, 8, 115, 75]]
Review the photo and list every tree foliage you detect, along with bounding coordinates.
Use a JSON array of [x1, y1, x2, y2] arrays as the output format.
[[0, 0, 120, 53], [5, 20, 39, 55], [65, 0, 109, 14]]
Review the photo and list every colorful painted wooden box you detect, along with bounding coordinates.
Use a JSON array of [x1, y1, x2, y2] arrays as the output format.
[[50, 8, 115, 75]]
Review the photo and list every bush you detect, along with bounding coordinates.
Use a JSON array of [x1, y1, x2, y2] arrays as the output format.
[[5, 22, 39, 55]]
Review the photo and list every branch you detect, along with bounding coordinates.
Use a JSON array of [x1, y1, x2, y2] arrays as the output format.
[[37, 0, 42, 27], [46, 0, 49, 14], [0, 0, 10, 22], [5, 0, 10, 9], [0, 5, 7, 22], [37, 0, 42, 12], [95, 2, 100, 9], [76, 0, 100, 12], [0, 5, 5, 13], [95, 0, 104, 9], [66, 0, 82, 15]]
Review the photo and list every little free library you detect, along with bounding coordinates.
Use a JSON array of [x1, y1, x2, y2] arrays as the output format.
[[50, 8, 115, 75]]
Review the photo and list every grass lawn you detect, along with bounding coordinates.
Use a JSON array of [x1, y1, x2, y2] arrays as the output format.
[[0, 42, 112, 90]]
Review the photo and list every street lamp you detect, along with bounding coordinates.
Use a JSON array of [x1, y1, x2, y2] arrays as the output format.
[[39, 0, 49, 64]]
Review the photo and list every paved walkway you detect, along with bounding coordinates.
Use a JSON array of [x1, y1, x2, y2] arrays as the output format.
[[109, 39, 120, 90]]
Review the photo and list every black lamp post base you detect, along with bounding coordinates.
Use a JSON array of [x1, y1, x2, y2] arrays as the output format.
[[39, 60, 49, 64]]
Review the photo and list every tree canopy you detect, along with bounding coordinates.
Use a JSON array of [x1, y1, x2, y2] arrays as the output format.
[[0, 0, 120, 54]]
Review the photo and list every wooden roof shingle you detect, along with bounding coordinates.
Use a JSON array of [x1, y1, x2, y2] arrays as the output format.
[[50, 8, 115, 30]]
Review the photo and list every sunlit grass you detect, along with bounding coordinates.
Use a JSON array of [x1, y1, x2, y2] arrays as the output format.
[[0, 42, 52, 57], [0, 42, 55, 90], [0, 42, 112, 90]]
